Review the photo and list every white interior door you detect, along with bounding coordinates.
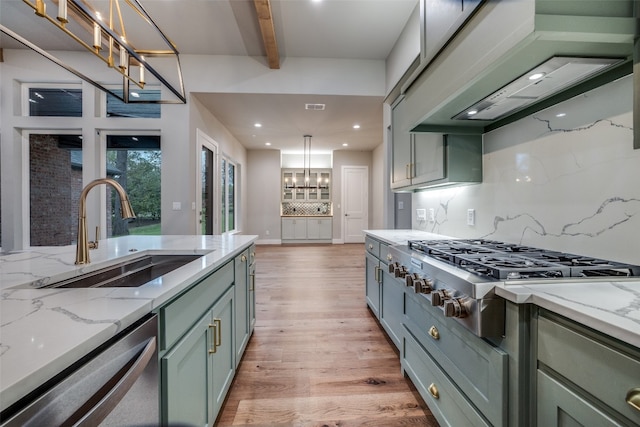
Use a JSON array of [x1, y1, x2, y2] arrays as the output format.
[[342, 166, 368, 243]]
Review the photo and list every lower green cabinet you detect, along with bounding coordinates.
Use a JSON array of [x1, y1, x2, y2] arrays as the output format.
[[235, 249, 250, 365], [161, 286, 235, 426], [162, 311, 214, 426]]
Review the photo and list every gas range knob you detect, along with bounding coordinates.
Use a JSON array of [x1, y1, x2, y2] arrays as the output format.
[[405, 273, 418, 287], [414, 278, 433, 294], [388, 262, 399, 274], [395, 265, 408, 279], [444, 298, 469, 318], [431, 289, 451, 307]]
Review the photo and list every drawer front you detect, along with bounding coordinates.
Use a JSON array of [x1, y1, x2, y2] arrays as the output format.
[[379, 242, 391, 265], [405, 292, 508, 427], [365, 236, 380, 258], [403, 327, 491, 427], [160, 261, 234, 351], [537, 315, 640, 424], [537, 370, 628, 427]]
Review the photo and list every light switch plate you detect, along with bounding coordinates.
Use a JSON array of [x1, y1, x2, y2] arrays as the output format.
[[172, 202, 181, 211], [428, 208, 435, 222], [416, 208, 426, 221]]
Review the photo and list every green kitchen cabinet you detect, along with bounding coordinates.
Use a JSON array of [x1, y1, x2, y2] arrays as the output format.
[[162, 286, 235, 426], [380, 266, 403, 350], [235, 244, 257, 365], [162, 310, 215, 426], [534, 310, 640, 427]]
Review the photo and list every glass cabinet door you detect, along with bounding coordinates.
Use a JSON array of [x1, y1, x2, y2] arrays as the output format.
[[282, 171, 294, 201]]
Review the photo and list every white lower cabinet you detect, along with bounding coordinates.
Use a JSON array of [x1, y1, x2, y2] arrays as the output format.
[[282, 217, 332, 241]]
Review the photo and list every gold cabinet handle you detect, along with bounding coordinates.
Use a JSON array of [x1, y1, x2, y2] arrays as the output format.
[[428, 383, 439, 399], [627, 388, 640, 412], [209, 321, 218, 354], [241, 254, 247, 262], [214, 318, 222, 348], [428, 326, 440, 340], [374, 265, 380, 283], [368, 243, 373, 250], [386, 254, 393, 262], [208, 318, 222, 354], [249, 273, 255, 291]]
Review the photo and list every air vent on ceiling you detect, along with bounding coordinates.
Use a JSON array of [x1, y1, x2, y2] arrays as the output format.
[[305, 103, 326, 110]]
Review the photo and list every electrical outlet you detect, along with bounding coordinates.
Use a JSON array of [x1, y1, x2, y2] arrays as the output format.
[[398, 201, 404, 210], [416, 209, 426, 221], [428, 208, 435, 222], [467, 209, 475, 226], [265, 230, 270, 236], [172, 202, 181, 211]]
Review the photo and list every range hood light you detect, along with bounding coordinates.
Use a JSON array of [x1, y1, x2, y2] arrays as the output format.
[[453, 57, 623, 122]]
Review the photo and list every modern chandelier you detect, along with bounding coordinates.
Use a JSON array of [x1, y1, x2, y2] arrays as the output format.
[[1, 0, 186, 104]]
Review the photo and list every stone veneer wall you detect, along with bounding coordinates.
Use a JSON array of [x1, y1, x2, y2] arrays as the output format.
[[412, 75, 639, 265]]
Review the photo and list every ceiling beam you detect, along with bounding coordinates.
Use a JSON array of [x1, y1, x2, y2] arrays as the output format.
[[253, 0, 280, 69]]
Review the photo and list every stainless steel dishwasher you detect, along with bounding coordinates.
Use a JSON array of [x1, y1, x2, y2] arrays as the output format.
[[0, 314, 159, 427]]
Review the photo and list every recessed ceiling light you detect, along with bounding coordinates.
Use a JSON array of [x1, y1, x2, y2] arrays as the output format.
[[353, 124, 360, 129], [254, 123, 262, 128], [528, 72, 545, 81], [265, 142, 271, 146], [342, 143, 348, 147], [556, 113, 566, 117], [467, 110, 478, 116]]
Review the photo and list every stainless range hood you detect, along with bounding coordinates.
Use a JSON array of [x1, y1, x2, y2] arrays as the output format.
[[452, 56, 623, 121], [402, 0, 635, 134]]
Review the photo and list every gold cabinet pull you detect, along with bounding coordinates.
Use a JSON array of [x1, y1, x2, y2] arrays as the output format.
[[428, 383, 439, 399], [368, 243, 373, 250], [627, 388, 640, 412], [374, 265, 380, 283], [428, 326, 440, 340], [249, 273, 255, 291], [241, 254, 247, 262], [208, 322, 217, 354], [214, 318, 222, 348], [386, 254, 393, 262]]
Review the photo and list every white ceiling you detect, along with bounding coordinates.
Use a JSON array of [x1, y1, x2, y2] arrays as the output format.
[[1, 0, 418, 152]]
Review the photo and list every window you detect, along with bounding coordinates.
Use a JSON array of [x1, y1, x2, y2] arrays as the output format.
[[221, 157, 236, 233], [106, 88, 161, 118], [28, 87, 82, 117], [29, 134, 82, 246], [106, 135, 161, 237]]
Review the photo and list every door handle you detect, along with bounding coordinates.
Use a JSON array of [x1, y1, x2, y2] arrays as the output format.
[[72, 337, 157, 426]]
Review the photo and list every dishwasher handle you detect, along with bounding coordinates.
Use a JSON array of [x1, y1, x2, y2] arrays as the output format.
[[66, 336, 157, 427]]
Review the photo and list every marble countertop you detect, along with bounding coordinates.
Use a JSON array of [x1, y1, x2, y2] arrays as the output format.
[[0, 234, 257, 410], [365, 230, 640, 349], [364, 229, 451, 245]]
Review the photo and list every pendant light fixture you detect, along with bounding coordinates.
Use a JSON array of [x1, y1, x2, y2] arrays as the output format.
[[303, 134, 312, 188]]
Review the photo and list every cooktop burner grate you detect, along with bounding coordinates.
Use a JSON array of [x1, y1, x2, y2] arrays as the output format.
[[408, 239, 640, 280]]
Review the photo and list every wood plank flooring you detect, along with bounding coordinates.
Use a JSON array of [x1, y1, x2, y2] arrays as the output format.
[[216, 244, 439, 427]]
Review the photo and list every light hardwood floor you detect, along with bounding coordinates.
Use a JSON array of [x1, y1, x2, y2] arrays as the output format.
[[216, 243, 439, 427]]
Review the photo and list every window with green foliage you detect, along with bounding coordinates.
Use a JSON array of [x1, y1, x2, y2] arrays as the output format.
[[221, 157, 236, 233], [106, 135, 161, 236]]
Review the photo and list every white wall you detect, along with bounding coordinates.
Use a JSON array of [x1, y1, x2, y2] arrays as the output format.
[[246, 150, 281, 243], [1, 49, 388, 250], [411, 75, 639, 264]]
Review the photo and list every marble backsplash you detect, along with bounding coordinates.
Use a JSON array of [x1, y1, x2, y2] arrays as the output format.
[[412, 74, 640, 265]]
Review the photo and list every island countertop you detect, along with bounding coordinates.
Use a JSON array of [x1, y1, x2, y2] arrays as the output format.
[[0, 234, 257, 411]]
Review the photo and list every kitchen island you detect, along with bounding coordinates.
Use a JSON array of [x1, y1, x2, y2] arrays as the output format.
[[0, 234, 257, 415]]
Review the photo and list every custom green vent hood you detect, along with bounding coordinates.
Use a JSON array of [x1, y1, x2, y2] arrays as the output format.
[[402, 0, 635, 134]]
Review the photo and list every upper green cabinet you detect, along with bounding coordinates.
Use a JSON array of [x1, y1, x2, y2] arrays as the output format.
[[421, 0, 483, 65], [391, 98, 482, 192]]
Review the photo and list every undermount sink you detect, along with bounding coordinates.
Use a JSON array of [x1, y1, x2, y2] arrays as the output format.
[[45, 254, 204, 289]]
